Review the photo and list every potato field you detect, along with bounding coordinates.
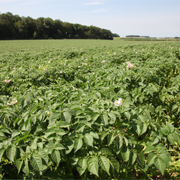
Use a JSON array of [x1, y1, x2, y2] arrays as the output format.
[[0, 39, 180, 179]]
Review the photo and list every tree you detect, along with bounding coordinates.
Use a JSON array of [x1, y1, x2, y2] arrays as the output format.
[[73, 24, 85, 39], [63, 22, 74, 38], [0, 12, 14, 39], [0, 12, 114, 40], [23, 16, 36, 39], [53, 19, 64, 39], [112, 33, 120, 37]]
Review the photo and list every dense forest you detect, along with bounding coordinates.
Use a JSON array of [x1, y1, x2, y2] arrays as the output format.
[[0, 12, 113, 40]]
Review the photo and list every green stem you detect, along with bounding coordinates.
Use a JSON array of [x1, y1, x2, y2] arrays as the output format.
[[84, 169, 88, 179]]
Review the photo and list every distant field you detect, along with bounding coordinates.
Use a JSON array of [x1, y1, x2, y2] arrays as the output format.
[[0, 39, 168, 54]]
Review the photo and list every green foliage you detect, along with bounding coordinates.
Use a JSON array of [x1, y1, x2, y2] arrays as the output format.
[[0, 40, 180, 179], [0, 12, 113, 40]]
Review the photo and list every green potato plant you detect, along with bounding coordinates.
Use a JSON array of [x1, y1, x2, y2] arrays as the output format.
[[0, 40, 180, 179]]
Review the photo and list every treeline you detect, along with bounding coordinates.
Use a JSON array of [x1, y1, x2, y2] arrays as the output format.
[[112, 33, 120, 37], [0, 12, 113, 40]]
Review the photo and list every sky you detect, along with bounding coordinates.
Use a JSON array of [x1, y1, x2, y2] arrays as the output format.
[[0, 0, 180, 37]]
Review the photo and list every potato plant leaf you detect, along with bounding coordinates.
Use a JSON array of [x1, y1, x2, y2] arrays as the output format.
[[63, 111, 71, 123], [173, 132, 180, 143], [124, 112, 131, 120], [161, 127, 169, 136], [87, 156, 99, 177], [99, 156, 110, 175], [140, 122, 148, 135], [84, 133, 93, 147], [51, 149, 61, 166], [0, 148, 5, 162], [38, 149, 49, 164], [90, 131, 99, 139], [101, 147, 113, 156], [129, 151, 137, 165], [144, 146, 156, 154], [147, 152, 156, 166], [110, 157, 119, 173], [107, 132, 116, 146], [22, 158, 29, 176], [154, 156, 166, 175], [121, 146, 130, 161], [6, 144, 17, 162], [54, 143, 66, 150], [30, 153, 42, 171], [159, 150, 171, 166], [166, 122, 174, 133], [167, 134, 175, 145], [76, 157, 87, 176], [115, 135, 123, 152], [65, 139, 74, 154], [59, 121, 71, 128], [137, 152, 145, 167], [74, 137, 83, 153], [101, 131, 109, 141], [103, 113, 108, 125], [15, 159, 23, 173], [108, 112, 116, 124], [56, 129, 67, 136]]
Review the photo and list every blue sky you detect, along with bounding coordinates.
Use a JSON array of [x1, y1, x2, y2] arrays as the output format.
[[0, 0, 180, 37]]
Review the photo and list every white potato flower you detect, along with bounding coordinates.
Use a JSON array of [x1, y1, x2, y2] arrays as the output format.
[[7, 99, 17, 105], [46, 111, 50, 115], [114, 98, 123, 106], [118, 98, 123, 106], [114, 100, 120, 106], [11, 99, 17, 105], [4, 80, 10, 84], [126, 62, 136, 70]]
